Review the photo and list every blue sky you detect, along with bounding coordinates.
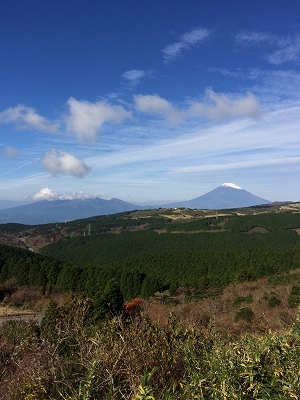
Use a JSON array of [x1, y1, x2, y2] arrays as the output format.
[[1, 0, 300, 204]]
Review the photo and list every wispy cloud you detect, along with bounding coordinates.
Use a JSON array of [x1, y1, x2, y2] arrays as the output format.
[[122, 69, 145, 85], [248, 69, 300, 103], [162, 27, 211, 62], [236, 31, 300, 65], [235, 32, 284, 46], [42, 148, 91, 177], [172, 156, 300, 174], [0, 158, 40, 177], [121, 69, 153, 85], [1, 146, 20, 158], [0, 104, 59, 133], [267, 37, 300, 65], [216, 67, 300, 106], [87, 102, 300, 181]]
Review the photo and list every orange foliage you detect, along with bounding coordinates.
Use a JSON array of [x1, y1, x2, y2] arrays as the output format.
[[124, 297, 145, 317]]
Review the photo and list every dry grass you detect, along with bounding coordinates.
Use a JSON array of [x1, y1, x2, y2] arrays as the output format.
[[0, 304, 32, 316], [1, 296, 300, 399], [146, 275, 300, 338]]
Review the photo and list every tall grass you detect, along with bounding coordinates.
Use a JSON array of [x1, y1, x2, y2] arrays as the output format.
[[1, 297, 300, 399]]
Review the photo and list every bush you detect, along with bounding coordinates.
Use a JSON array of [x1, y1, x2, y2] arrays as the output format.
[[288, 286, 300, 308], [269, 292, 281, 308], [235, 307, 255, 322], [233, 294, 253, 307]]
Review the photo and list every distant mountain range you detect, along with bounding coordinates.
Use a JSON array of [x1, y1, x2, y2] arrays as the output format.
[[0, 198, 149, 225], [0, 183, 272, 225]]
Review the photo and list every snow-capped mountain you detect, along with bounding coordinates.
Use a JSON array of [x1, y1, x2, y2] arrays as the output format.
[[221, 183, 243, 190], [164, 183, 271, 209]]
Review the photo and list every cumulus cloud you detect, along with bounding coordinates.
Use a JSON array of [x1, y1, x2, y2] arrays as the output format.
[[64, 97, 131, 142], [189, 89, 261, 120], [134, 94, 183, 123], [32, 187, 98, 201], [2, 146, 19, 158], [162, 27, 211, 62], [0, 104, 59, 133], [134, 90, 261, 122], [42, 148, 90, 177], [32, 187, 57, 200]]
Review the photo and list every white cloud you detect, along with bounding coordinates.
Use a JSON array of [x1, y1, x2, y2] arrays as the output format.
[[235, 32, 281, 46], [247, 69, 300, 104], [162, 27, 211, 62], [181, 28, 210, 45], [134, 94, 183, 123], [172, 156, 300, 174], [267, 37, 300, 65], [236, 31, 300, 65], [163, 42, 187, 62], [0, 104, 59, 133], [122, 69, 146, 85], [42, 148, 90, 177], [134, 90, 261, 122], [64, 97, 131, 141], [2, 146, 19, 158], [32, 187, 98, 201], [189, 90, 261, 119], [32, 187, 57, 200]]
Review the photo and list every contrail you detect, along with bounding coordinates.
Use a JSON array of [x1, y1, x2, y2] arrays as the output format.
[[0, 158, 40, 177]]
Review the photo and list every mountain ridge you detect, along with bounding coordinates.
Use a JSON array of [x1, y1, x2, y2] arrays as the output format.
[[0, 183, 272, 225], [0, 197, 149, 225]]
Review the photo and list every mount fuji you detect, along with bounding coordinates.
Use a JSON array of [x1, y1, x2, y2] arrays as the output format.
[[164, 183, 271, 210]]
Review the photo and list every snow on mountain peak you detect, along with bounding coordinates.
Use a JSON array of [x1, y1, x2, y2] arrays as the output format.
[[221, 183, 243, 190]]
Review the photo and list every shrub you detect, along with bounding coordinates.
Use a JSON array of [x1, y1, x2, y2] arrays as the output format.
[[288, 286, 300, 308], [235, 307, 255, 322], [268, 292, 281, 308], [233, 294, 253, 307], [124, 297, 146, 319]]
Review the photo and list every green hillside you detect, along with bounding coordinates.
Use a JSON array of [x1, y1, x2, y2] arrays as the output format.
[[35, 209, 300, 300], [1, 207, 300, 302], [0, 243, 66, 289]]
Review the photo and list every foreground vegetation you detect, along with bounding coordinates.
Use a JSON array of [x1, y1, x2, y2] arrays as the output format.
[[1, 296, 300, 399]]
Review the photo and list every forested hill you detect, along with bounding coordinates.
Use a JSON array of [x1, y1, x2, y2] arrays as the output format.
[[37, 208, 300, 300], [0, 243, 65, 289], [1, 205, 300, 302]]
